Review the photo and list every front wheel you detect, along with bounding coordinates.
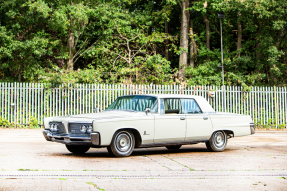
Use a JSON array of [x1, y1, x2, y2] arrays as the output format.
[[108, 130, 135, 157], [66, 145, 90, 154], [205, 131, 227, 152]]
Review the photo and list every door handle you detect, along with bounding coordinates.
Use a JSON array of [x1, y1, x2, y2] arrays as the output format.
[[203, 117, 208, 120], [180, 117, 185, 120]]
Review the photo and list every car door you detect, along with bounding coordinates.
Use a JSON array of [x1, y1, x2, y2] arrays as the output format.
[[154, 98, 186, 143], [181, 99, 213, 141]]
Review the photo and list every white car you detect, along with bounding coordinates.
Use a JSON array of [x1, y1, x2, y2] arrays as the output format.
[[43, 94, 255, 157]]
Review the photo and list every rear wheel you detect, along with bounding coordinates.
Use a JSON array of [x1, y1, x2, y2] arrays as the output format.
[[166, 145, 182, 150], [206, 131, 227, 152], [66, 145, 90, 154], [108, 130, 135, 157]]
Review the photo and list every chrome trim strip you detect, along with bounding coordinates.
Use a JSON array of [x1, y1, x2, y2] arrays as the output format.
[[67, 121, 94, 124], [140, 139, 209, 148], [52, 135, 91, 140]]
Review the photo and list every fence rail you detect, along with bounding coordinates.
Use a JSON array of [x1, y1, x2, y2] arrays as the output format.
[[0, 83, 286, 127]]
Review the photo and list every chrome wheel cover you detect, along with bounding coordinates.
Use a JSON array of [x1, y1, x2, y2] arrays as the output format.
[[115, 133, 131, 152], [213, 131, 225, 148]]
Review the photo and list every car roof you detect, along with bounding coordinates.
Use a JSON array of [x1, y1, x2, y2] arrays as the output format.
[[120, 94, 202, 99]]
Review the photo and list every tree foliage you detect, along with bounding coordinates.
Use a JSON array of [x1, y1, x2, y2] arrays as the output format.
[[0, 0, 286, 86]]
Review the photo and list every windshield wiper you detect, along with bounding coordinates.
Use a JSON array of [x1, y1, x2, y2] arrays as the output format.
[[106, 109, 136, 112], [121, 109, 136, 112]]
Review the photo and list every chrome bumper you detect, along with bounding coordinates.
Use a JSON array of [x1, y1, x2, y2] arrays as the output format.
[[42, 130, 100, 146], [250, 123, 255, 135]]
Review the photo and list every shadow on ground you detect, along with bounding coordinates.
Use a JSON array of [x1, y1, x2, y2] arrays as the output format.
[[48, 146, 238, 158]]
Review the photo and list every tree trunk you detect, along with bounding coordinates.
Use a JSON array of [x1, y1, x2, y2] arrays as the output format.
[[165, 19, 169, 61], [128, 48, 131, 68], [275, 29, 285, 49], [67, 1, 75, 71], [189, 19, 197, 68], [203, 15, 210, 51], [237, 17, 242, 57], [203, 1, 210, 61], [178, 0, 189, 80], [67, 31, 75, 71]]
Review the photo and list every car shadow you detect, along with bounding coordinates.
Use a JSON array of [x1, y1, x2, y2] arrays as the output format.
[[131, 147, 209, 156], [57, 146, 211, 158]]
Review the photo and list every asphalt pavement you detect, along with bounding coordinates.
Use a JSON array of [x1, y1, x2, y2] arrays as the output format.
[[0, 129, 286, 190]]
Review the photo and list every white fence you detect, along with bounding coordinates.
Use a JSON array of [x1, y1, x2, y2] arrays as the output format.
[[0, 83, 286, 127]]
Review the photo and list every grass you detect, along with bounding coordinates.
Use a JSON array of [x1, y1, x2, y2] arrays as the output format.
[[87, 182, 97, 186], [59, 178, 66, 180], [18, 169, 38, 171], [86, 182, 105, 190]]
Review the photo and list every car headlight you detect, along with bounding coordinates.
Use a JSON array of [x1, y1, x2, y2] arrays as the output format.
[[80, 125, 87, 133], [49, 123, 58, 132], [53, 124, 58, 132], [49, 123, 53, 130], [50, 124, 55, 131], [87, 125, 93, 133]]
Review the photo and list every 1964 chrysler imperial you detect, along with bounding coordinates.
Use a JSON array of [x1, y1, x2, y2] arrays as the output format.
[[43, 94, 255, 157]]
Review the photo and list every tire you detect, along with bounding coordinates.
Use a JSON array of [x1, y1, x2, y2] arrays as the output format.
[[107, 146, 115, 156], [205, 131, 227, 152], [108, 130, 135, 157], [166, 145, 182, 150], [65, 145, 90, 154]]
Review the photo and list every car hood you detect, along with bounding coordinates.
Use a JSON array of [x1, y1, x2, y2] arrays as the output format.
[[46, 110, 145, 122]]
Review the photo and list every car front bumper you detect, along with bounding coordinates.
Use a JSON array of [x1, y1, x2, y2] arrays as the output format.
[[42, 130, 100, 146], [250, 123, 255, 135]]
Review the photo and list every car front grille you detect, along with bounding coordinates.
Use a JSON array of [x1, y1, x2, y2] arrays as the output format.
[[68, 123, 92, 134]]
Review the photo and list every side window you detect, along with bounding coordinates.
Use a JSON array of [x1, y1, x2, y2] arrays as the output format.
[[163, 98, 182, 114], [181, 99, 202, 114], [150, 100, 158, 113]]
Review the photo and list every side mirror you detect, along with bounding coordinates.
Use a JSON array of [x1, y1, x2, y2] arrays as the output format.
[[144, 108, 151, 115]]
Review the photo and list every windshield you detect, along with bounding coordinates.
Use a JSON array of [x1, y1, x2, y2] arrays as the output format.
[[106, 96, 158, 112]]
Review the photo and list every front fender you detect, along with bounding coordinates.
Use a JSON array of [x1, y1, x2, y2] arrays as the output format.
[[93, 119, 154, 146]]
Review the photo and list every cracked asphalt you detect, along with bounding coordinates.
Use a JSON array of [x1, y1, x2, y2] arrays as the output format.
[[0, 129, 287, 190]]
